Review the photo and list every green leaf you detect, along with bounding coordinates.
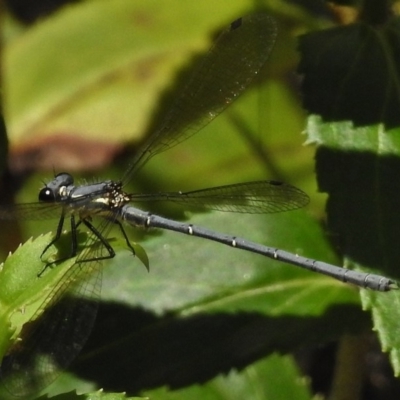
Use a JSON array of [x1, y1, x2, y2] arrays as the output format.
[[35, 207, 367, 396], [101, 210, 359, 316], [0, 233, 77, 360], [142, 354, 313, 399], [5, 0, 259, 148], [298, 17, 400, 129], [36, 389, 142, 400], [306, 116, 400, 375]]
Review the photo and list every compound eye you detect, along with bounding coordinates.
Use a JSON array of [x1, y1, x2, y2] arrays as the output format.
[[55, 172, 74, 186], [39, 187, 56, 202]]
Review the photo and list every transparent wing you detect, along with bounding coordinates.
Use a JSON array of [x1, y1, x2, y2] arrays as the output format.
[[0, 214, 117, 396], [0, 202, 63, 220], [131, 181, 309, 213], [122, 13, 278, 183]]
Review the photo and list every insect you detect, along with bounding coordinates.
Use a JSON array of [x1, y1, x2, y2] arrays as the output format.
[[0, 12, 395, 398]]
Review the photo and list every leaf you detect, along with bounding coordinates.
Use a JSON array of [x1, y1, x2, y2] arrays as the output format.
[[101, 210, 359, 315], [36, 388, 142, 400], [42, 209, 370, 395], [298, 17, 400, 129], [5, 0, 260, 171], [306, 116, 400, 375], [142, 354, 313, 400], [0, 234, 77, 358]]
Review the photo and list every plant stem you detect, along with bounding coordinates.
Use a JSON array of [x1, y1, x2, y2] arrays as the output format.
[[329, 333, 369, 400]]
